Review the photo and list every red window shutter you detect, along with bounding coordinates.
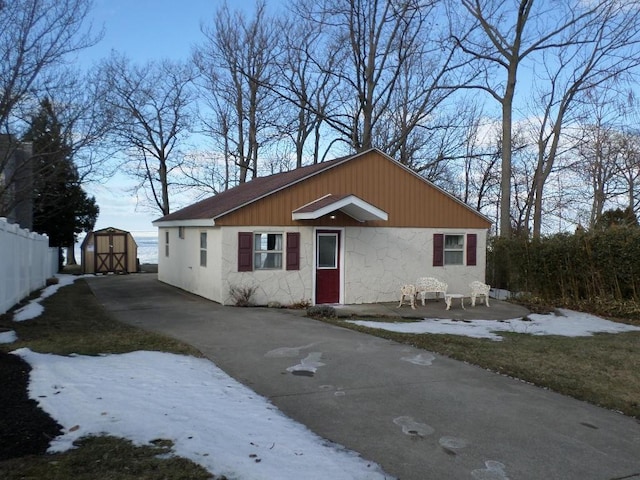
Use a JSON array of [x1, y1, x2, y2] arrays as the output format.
[[238, 232, 253, 272], [467, 233, 477, 266], [433, 234, 444, 267], [286, 232, 300, 271]]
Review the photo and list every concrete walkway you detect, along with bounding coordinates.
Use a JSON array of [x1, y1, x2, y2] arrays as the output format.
[[86, 274, 640, 480]]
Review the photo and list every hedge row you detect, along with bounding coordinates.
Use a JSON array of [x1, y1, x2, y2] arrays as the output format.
[[487, 228, 640, 302]]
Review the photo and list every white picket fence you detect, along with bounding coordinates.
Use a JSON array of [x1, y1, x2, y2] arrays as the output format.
[[0, 217, 58, 315]]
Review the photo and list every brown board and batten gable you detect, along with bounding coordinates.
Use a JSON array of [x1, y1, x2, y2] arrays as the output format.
[[155, 149, 491, 229]]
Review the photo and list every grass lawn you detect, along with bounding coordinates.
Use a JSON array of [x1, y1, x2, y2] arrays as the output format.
[[0, 279, 216, 480], [320, 316, 640, 419], [2, 278, 638, 478]]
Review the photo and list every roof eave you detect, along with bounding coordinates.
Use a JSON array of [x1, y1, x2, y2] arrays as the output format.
[[292, 194, 388, 222], [152, 219, 216, 228]]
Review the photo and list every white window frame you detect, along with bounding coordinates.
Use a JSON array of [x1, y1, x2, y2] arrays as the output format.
[[200, 232, 207, 267], [316, 232, 338, 269], [165, 230, 169, 257], [254, 232, 283, 270], [444, 234, 464, 265]]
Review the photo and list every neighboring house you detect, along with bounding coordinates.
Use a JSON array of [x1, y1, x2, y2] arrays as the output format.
[[153, 149, 491, 306], [0, 136, 33, 230]]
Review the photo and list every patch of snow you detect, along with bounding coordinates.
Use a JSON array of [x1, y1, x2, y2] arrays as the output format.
[[286, 352, 325, 374], [265, 343, 319, 358], [400, 353, 435, 366], [13, 275, 79, 322], [490, 288, 512, 301], [14, 348, 389, 480], [348, 309, 640, 341], [0, 330, 17, 344]]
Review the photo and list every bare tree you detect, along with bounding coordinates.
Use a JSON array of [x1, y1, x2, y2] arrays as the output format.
[[617, 128, 640, 217], [522, 2, 640, 237], [457, 107, 501, 213], [0, 0, 99, 129], [275, 11, 340, 166], [506, 127, 536, 235], [38, 68, 117, 182], [295, 0, 463, 161], [177, 149, 230, 197], [613, 94, 640, 218], [572, 103, 626, 229], [194, 1, 282, 184], [0, 0, 100, 219], [98, 54, 197, 215], [448, 0, 627, 237], [583, 129, 624, 229]]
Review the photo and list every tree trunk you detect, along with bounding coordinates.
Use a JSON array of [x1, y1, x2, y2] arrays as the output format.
[[500, 98, 513, 238], [66, 246, 77, 265], [159, 157, 170, 215]]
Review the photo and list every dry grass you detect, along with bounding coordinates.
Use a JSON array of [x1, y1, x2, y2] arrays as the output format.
[[0, 280, 202, 357], [323, 317, 640, 419], [2, 277, 638, 479], [0, 279, 214, 479], [0, 436, 215, 480]]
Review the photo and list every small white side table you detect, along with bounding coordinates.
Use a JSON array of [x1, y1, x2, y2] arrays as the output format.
[[445, 293, 465, 311]]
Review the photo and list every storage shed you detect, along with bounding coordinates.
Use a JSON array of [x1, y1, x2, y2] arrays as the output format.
[[81, 227, 138, 274]]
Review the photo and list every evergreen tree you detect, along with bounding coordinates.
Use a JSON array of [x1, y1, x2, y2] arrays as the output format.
[[23, 98, 99, 267], [594, 207, 639, 230]]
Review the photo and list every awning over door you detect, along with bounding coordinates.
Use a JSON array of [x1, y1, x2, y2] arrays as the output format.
[[292, 194, 388, 222]]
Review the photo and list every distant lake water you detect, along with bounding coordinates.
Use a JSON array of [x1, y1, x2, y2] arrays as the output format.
[[134, 233, 159, 264], [74, 231, 158, 266]]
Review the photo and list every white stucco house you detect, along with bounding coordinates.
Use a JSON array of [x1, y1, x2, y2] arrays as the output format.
[[152, 149, 491, 306]]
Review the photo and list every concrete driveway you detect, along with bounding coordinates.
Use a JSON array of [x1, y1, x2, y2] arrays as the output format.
[[86, 274, 640, 480]]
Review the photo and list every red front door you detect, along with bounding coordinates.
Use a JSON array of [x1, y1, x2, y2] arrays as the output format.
[[315, 230, 340, 304]]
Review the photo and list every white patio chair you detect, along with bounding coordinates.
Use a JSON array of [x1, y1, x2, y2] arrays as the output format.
[[397, 284, 416, 309], [470, 281, 491, 307]]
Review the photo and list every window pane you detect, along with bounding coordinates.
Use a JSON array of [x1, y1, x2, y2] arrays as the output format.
[[200, 249, 207, 267], [445, 235, 463, 249], [272, 234, 282, 250], [269, 253, 282, 268], [200, 232, 207, 249], [254, 233, 282, 251], [254, 252, 282, 269], [318, 235, 337, 268], [254, 233, 265, 251], [444, 250, 463, 265]]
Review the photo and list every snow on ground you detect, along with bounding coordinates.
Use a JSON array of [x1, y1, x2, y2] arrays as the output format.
[[10, 275, 636, 478], [348, 309, 640, 341], [14, 348, 388, 480], [12, 275, 79, 322], [8, 274, 388, 478], [0, 330, 17, 343]]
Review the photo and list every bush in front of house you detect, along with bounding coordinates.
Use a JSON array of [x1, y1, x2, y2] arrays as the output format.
[[306, 305, 336, 318], [288, 299, 311, 309], [229, 285, 258, 307]]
